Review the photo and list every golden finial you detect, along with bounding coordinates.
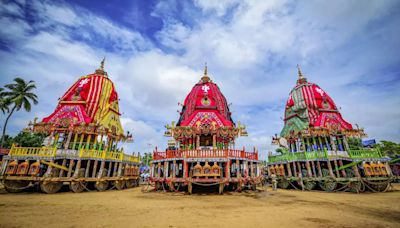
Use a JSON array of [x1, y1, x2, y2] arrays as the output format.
[[95, 57, 108, 77], [297, 64, 304, 80], [201, 62, 210, 83], [100, 57, 105, 71]]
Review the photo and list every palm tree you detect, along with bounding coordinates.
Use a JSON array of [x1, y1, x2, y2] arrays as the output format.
[[0, 87, 10, 114], [0, 78, 38, 147]]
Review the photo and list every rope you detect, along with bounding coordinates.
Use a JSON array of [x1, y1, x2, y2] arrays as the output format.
[[333, 181, 351, 192], [2, 181, 38, 190], [191, 180, 221, 187], [169, 181, 182, 192], [78, 181, 92, 192]]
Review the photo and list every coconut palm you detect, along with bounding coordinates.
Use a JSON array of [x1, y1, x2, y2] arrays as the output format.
[[0, 87, 10, 114], [0, 78, 38, 147]]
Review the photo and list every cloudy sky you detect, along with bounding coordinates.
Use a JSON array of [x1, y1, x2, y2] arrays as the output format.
[[1, 0, 399, 159]]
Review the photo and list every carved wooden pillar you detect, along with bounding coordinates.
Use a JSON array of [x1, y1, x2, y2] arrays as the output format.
[[226, 160, 230, 179], [338, 160, 346, 177], [164, 161, 169, 178], [330, 136, 337, 151], [296, 162, 302, 176], [157, 162, 161, 178], [67, 159, 75, 178], [78, 134, 85, 149], [92, 160, 98, 177], [97, 161, 105, 178], [85, 160, 91, 177], [107, 162, 113, 177], [327, 160, 335, 178], [73, 159, 82, 178], [213, 135, 217, 149], [333, 160, 340, 177], [293, 162, 297, 176], [305, 161, 312, 177], [113, 161, 118, 177], [287, 162, 292, 177], [59, 159, 67, 177], [172, 160, 176, 178], [64, 130, 73, 149], [196, 135, 200, 149], [311, 161, 317, 177], [72, 133, 79, 150], [316, 161, 322, 177]]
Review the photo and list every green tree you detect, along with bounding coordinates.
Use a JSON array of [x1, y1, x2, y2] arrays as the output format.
[[376, 140, 400, 158], [347, 137, 362, 150], [1, 135, 14, 149], [141, 152, 153, 166], [0, 87, 10, 114], [0, 78, 38, 147], [12, 132, 47, 147]]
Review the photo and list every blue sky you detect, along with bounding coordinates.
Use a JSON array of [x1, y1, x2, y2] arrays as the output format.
[[1, 0, 399, 158]]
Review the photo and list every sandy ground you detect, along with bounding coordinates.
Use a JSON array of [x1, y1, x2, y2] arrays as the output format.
[[0, 184, 399, 228]]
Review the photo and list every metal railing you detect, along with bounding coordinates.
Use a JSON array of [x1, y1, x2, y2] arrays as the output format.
[[268, 148, 383, 163], [9, 146, 57, 157], [8, 145, 140, 163], [348, 148, 382, 159], [153, 149, 259, 161]]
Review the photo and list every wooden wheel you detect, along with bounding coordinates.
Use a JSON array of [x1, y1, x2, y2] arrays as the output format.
[[369, 181, 390, 192], [319, 179, 337, 192], [40, 168, 63, 194], [125, 180, 136, 188], [219, 183, 224, 194], [95, 168, 109, 191], [95, 181, 109, 191], [304, 181, 316, 191], [4, 180, 30, 193], [69, 168, 86, 193], [114, 180, 125, 190], [348, 181, 363, 193], [278, 179, 290, 189], [40, 181, 63, 194]]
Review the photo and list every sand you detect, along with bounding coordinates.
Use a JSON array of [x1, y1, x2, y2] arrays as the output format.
[[0, 184, 399, 228]]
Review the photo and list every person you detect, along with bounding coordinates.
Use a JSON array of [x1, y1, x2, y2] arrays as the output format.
[[271, 173, 277, 191]]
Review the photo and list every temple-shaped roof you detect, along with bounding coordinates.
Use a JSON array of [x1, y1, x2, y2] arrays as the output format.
[[177, 65, 234, 128], [41, 59, 124, 136], [281, 66, 353, 137]]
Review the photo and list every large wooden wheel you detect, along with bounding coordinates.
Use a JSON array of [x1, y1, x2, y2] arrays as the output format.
[[95, 168, 109, 191], [348, 181, 363, 193], [4, 180, 30, 193], [304, 180, 316, 191], [69, 168, 87, 193], [278, 179, 290, 189], [125, 179, 136, 188], [95, 181, 109, 191], [319, 179, 337, 192], [40, 168, 63, 194], [114, 180, 125, 190], [368, 180, 390, 192]]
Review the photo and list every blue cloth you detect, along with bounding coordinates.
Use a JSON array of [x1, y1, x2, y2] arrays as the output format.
[[362, 139, 376, 147]]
